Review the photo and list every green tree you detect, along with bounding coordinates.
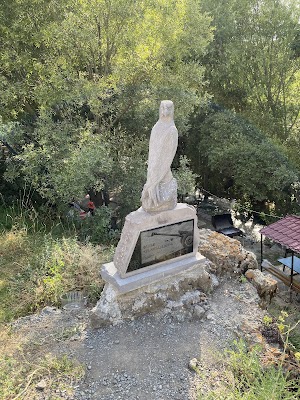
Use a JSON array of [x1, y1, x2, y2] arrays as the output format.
[[173, 155, 198, 199], [1, 0, 214, 210], [32, 0, 213, 133], [0, 0, 67, 121], [201, 0, 300, 141], [186, 105, 299, 213], [3, 111, 113, 202]]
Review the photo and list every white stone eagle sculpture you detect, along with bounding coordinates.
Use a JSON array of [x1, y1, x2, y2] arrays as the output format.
[[141, 100, 178, 212]]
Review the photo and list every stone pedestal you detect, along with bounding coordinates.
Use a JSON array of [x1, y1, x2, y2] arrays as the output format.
[[102, 252, 205, 294], [90, 203, 209, 326], [113, 203, 200, 279]]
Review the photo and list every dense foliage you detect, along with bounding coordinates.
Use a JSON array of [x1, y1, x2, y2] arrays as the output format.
[[186, 104, 299, 214], [0, 0, 300, 219], [201, 0, 300, 144], [0, 0, 213, 208]]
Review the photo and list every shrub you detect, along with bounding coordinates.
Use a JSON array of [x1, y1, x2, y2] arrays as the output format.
[[72, 206, 118, 245]]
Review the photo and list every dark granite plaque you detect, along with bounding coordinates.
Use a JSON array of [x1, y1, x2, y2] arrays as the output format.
[[126, 219, 194, 273]]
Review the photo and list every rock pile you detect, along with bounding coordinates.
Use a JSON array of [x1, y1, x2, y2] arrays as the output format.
[[91, 229, 260, 328], [90, 262, 213, 328]]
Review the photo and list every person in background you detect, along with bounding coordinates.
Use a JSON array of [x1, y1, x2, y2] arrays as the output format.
[[85, 194, 96, 216], [67, 198, 84, 218]]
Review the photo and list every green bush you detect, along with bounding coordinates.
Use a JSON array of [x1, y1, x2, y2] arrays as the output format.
[[72, 206, 118, 245]]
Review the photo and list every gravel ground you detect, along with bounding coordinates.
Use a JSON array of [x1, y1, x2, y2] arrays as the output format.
[[11, 276, 265, 400], [60, 277, 265, 400]]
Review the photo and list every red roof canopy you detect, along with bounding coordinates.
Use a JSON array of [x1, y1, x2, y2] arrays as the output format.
[[260, 215, 300, 254]]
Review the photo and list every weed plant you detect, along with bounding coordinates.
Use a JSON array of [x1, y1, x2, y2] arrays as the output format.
[[267, 302, 300, 353], [197, 340, 300, 400], [0, 230, 112, 321]]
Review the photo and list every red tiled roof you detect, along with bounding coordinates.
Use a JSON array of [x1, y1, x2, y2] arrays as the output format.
[[260, 215, 300, 254]]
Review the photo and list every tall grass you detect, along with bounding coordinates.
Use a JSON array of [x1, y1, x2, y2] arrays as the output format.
[[197, 340, 300, 400], [0, 202, 77, 236], [0, 198, 115, 398], [0, 203, 114, 322]]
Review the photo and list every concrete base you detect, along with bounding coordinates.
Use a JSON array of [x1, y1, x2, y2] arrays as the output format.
[[102, 252, 206, 294], [91, 258, 214, 328], [91, 203, 209, 328]]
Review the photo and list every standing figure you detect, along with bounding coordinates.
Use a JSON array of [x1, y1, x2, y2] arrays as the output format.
[[141, 100, 178, 213], [85, 194, 96, 216]]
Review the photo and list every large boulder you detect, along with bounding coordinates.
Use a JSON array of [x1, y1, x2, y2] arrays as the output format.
[[198, 229, 258, 275], [245, 269, 277, 305]]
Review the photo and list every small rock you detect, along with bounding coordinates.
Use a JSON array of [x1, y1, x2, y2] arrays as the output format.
[[36, 379, 47, 391], [40, 306, 59, 315], [70, 334, 80, 341], [188, 358, 199, 372], [193, 305, 205, 319], [211, 274, 219, 288]]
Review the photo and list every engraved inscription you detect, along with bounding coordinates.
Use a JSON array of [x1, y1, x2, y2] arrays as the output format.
[[126, 219, 194, 273]]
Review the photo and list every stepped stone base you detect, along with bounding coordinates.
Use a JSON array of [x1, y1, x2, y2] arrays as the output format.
[[102, 252, 205, 294], [90, 203, 211, 327]]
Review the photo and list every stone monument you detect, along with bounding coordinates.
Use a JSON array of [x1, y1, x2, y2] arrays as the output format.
[[141, 100, 178, 213], [91, 101, 209, 327]]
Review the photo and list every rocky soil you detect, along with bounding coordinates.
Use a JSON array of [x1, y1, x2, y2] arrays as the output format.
[[12, 275, 267, 400], [7, 222, 300, 400]]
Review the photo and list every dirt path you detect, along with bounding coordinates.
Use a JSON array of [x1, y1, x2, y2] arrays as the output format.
[[13, 277, 265, 400]]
